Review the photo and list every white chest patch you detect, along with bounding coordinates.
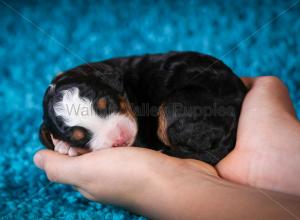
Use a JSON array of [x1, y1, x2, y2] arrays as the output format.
[[53, 87, 137, 150]]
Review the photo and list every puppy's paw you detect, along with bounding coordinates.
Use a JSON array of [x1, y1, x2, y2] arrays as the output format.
[[55, 141, 70, 154], [68, 147, 79, 157], [51, 135, 70, 154]]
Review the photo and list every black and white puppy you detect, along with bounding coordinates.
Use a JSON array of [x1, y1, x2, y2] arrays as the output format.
[[40, 51, 247, 165]]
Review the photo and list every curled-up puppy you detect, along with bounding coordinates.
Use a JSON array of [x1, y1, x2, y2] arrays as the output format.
[[40, 51, 247, 165]]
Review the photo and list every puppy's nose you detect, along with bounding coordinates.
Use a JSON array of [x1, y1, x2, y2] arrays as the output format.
[[112, 134, 129, 147], [113, 138, 126, 147]]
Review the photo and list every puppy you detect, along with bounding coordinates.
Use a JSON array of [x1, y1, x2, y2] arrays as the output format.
[[40, 51, 247, 165]]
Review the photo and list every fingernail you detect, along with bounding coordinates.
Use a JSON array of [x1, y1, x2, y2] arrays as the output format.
[[34, 153, 44, 169]]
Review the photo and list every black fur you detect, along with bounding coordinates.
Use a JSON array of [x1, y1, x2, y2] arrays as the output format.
[[40, 51, 247, 165]]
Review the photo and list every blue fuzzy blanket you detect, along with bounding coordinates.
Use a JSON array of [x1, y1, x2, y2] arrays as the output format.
[[0, 0, 299, 219]]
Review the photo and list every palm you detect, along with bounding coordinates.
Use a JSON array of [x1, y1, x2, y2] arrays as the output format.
[[216, 77, 300, 194]]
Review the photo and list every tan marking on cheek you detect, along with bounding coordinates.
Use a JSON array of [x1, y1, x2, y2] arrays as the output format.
[[72, 129, 85, 141], [157, 104, 173, 148], [97, 97, 107, 110], [119, 96, 136, 122]]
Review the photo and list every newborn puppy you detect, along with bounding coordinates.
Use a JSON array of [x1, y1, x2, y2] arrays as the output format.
[[40, 51, 247, 165], [40, 63, 137, 156]]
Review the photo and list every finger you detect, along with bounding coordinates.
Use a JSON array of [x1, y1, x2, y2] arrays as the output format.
[[240, 77, 255, 89], [33, 149, 80, 185], [68, 147, 79, 157], [51, 136, 70, 154], [55, 141, 70, 154], [245, 76, 297, 117]]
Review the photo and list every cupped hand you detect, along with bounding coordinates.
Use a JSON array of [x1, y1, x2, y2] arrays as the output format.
[[217, 76, 300, 195], [34, 145, 300, 220], [34, 146, 217, 205]]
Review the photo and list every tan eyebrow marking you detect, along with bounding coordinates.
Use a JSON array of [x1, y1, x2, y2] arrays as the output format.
[[72, 129, 85, 141], [97, 97, 107, 110]]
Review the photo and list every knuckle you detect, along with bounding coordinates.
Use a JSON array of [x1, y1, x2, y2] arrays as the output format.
[[257, 76, 288, 90], [258, 76, 282, 84]]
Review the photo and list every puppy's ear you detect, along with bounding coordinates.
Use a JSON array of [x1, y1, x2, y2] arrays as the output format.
[[39, 123, 55, 150]]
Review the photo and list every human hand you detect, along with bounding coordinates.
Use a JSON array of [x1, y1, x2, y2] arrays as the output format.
[[34, 146, 217, 205], [33, 77, 300, 218], [34, 144, 300, 219], [216, 76, 300, 195]]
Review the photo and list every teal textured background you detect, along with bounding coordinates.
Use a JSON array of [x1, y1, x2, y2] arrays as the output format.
[[0, 0, 299, 219]]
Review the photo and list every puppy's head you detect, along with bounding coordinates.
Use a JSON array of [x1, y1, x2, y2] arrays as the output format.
[[40, 62, 137, 151]]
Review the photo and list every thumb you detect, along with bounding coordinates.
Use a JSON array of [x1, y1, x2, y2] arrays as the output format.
[[34, 149, 80, 185]]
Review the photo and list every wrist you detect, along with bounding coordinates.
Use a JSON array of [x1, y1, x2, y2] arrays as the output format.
[[125, 155, 218, 219], [123, 155, 184, 214]]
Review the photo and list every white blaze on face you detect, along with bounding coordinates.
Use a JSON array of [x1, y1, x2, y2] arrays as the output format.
[[53, 87, 137, 150]]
